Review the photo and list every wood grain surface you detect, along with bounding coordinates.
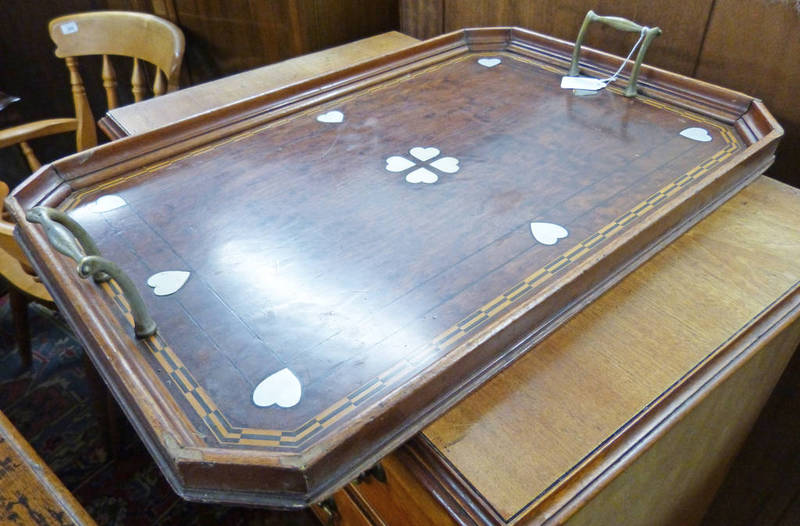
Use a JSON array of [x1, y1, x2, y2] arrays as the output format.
[[399, 0, 444, 40], [6, 28, 782, 508], [417, 176, 800, 523], [397, 0, 800, 190], [170, 0, 399, 84], [401, 0, 714, 75], [702, 335, 800, 526], [348, 454, 459, 526], [564, 321, 800, 526], [101, 31, 419, 137], [310, 487, 372, 526], [0, 411, 96, 525], [90, 48, 746, 437], [693, 0, 800, 202]]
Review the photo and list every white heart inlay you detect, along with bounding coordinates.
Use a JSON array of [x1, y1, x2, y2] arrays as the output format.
[[253, 368, 302, 408], [430, 156, 460, 174], [530, 222, 568, 245], [478, 58, 501, 68], [146, 271, 190, 296], [409, 147, 440, 162], [88, 195, 126, 213], [317, 110, 344, 124], [386, 156, 416, 172], [679, 127, 712, 142], [406, 167, 438, 184]]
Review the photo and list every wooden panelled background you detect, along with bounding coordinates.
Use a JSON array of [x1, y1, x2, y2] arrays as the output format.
[[156, 0, 398, 84], [0, 0, 398, 186], [0, 0, 797, 184], [400, 0, 800, 188]]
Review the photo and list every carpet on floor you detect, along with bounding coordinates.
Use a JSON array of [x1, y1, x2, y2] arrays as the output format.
[[0, 294, 318, 526]]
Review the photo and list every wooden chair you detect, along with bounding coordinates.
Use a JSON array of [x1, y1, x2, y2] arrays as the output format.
[[48, 10, 185, 150], [0, 118, 80, 172], [0, 11, 185, 171], [0, 182, 54, 369], [0, 11, 184, 361]]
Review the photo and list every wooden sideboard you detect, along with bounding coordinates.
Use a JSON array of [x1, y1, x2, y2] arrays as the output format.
[[312, 176, 800, 525]]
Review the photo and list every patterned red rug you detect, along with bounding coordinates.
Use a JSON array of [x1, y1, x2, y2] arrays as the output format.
[[0, 295, 317, 525]]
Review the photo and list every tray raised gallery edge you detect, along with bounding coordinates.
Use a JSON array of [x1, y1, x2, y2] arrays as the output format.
[[7, 27, 781, 507]]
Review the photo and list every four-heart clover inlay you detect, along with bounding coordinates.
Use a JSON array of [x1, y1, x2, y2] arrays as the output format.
[[385, 146, 460, 184]]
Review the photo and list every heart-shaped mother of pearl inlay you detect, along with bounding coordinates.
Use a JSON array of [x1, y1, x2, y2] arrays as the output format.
[[316, 110, 344, 123], [385, 146, 460, 184], [87, 194, 126, 213], [478, 58, 501, 68], [530, 222, 569, 245], [385, 156, 416, 172], [430, 156, 459, 174], [406, 167, 438, 184], [252, 368, 302, 408], [679, 127, 712, 142], [409, 147, 440, 162], [146, 271, 190, 296]]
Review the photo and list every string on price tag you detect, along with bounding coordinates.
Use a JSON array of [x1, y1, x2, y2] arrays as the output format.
[[561, 27, 649, 92]]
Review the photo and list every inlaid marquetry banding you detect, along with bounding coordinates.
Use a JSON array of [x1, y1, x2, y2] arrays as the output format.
[[72, 51, 742, 451]]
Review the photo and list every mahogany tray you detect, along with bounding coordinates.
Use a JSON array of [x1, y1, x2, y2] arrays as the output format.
[[6, 27, 781, 508]]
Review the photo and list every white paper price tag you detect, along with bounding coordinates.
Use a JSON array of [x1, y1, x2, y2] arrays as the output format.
[[60, 21, 78, 34], [560, 76, 607, 91]]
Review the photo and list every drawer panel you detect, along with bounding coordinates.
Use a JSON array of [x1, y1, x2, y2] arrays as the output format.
[[348, 454, 457, 526], [312, 487, 373, 526]]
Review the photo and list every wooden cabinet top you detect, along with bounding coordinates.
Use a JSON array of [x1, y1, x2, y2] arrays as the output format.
[[6, 28, 781, 507], [100, 31, 420, 139], [406, 176, 800, 524]]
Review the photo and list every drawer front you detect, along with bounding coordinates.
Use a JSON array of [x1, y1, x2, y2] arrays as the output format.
[[348, 454, 458, 526], [312, 487, 373, 526]]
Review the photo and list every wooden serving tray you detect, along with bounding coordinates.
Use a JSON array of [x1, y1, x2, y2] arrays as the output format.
[[7, 28, 781, 508]]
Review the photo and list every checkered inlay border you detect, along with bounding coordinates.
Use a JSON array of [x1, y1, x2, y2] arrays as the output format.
[[84, 51, 742, 450]]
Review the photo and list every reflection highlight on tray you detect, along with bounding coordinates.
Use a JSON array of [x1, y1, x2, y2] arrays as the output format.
[[212, 239, 430, 361], [69, 195, 128, 222]]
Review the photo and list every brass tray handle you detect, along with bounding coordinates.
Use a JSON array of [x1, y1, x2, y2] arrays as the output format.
[[27, 206, 157, 339], [78, 256, 157, 338], [26, 206, 103, 270], [567, 10, 662, 97]]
